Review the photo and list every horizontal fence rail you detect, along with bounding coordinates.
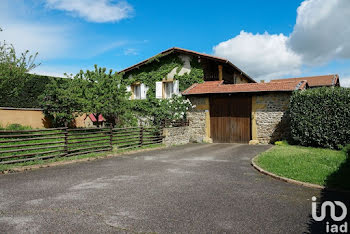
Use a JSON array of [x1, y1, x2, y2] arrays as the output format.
[[0, 125, 165, 165]]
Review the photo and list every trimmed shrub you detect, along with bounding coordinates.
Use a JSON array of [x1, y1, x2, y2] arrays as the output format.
[[343, 144, 350, 157], [290, 87, 350, 149], [0, 74, 68, 108]]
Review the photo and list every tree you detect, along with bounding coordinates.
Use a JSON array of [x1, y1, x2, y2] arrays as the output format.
[[74, 65, 133, 127], [41, 65, 133, 128], [40, 78, 84, 127], [0, 27, 40, 99]]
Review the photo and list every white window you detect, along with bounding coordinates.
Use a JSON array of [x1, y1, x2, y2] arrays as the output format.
[[164, 82, 174, 99], [133, 84, 141, 99], [155, 80, 179, 99], [128, 83, 148, 100]]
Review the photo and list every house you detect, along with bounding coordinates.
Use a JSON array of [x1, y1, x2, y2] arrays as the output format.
[[120, 47, 340, 144], [120, 47, 255, 100]]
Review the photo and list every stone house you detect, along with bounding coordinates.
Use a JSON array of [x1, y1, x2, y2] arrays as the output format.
[[121, 47, 340, 144]]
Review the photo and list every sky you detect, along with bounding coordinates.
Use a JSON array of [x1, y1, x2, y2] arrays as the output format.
[[1, 0, 350, 87]]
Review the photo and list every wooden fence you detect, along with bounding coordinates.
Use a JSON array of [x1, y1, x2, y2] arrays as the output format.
[[0, 126, 163, 165]]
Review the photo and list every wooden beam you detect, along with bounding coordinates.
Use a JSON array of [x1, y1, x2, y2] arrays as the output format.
[[218, 65, 223, 81]]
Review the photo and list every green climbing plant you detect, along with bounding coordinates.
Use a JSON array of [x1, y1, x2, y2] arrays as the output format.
[[123, 53, 203, 124]]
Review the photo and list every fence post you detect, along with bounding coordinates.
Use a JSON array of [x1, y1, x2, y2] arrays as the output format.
[[63, 127, 68, 157], [109, 124, 113, 151], [140, 125, 144, 148]]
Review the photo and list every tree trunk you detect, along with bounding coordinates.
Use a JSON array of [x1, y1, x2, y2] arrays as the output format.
[[94, 113, 100, 128]]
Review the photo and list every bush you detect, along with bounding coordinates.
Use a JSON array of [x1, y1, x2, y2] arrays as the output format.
[[290, 87, 350, 149], [0, 124, 32, 130], [342, 144, 350, 157], [0, 74, 68, 108], [274, 141, 289, 146]]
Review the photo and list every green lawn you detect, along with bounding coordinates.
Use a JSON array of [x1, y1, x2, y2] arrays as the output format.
[[255, 144, 350, 190]]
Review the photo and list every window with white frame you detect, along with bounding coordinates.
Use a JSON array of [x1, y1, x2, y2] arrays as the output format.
[[164, 82, 174, 99], [155, 80, 179, 99], [133, 84, 141, 99], [127, 83, 148, 100]]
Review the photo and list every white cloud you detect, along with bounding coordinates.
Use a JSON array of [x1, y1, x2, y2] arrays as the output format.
[[213, 0, 350, 80], [288, 0, 350, 64], [340, 77, 350, 88], [1, 23, 71, 60], [124, 48, 138, 55], [45, 0, 133, 23], [29, 64, 86, 77], [213, 31, 302, 80]]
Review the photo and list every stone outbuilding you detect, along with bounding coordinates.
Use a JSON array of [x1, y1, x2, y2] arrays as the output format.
[[183, 75, 339, 144]]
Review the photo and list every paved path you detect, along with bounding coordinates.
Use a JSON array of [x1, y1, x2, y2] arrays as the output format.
[[0, 144, 348, 233]]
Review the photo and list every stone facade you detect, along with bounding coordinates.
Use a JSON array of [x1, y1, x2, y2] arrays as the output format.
[[254, 93, 291, 144]]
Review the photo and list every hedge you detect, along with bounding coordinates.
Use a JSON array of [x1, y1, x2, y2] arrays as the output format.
[[0, 74, 67, 108], [290, 87, 350, 149]]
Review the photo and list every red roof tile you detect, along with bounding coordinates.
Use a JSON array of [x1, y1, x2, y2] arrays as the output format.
[[182, 80, 307, 95], [271, 74, 338, 87], [89, 114, 105, 122]]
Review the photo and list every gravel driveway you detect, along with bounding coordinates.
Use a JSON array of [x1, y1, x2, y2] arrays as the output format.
[[0, 143, 348, 233]]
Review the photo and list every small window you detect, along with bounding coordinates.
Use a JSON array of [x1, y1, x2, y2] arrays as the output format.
[[133, 84, 141, 99], [164, 82, 174, 99], [155, 80, 179, 99]]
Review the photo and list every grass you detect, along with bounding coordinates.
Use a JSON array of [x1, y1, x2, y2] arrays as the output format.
[[0, 143, 164, 172], [255, 143, 349, 190]]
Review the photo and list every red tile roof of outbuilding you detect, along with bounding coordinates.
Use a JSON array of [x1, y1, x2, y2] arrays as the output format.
[[182, 80, 308, 95], [271, 74, 339, 87]]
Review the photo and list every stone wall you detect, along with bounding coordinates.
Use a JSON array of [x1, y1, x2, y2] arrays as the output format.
[[162, 96, 210, 146], [254, 93, 291, 144], [162, 126, 191, 146], [162, 111, 208, 146], [187, 111, 207, 143]]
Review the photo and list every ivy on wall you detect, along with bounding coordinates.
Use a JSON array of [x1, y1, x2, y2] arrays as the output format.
[[122, 53, 204, 123]]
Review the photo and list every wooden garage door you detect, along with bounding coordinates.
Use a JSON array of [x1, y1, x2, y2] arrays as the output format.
[[210, 95, 251, 143]]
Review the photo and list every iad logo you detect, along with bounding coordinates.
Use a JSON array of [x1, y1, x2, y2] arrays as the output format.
[[312, 196, 348, 233]]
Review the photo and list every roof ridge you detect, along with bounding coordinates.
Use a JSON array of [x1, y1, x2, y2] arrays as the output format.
[[218, 80, 300, 87], [271, 74, 337, 81]]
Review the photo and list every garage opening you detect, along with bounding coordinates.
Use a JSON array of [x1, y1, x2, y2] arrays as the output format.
[[209, 95, 251, 143]]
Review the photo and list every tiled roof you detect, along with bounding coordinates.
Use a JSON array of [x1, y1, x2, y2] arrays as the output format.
[[119, 47, 256, 83], [271, 74, 338, 87], [89, 114, 105, 122], [182, 80, 308, 95]]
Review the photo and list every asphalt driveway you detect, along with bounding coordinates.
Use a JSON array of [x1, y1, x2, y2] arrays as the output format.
[[0, 143, 348, 233]]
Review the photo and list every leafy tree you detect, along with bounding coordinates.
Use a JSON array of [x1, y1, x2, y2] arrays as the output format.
[[41, 65, 133, 127], [40, 78, 83, 127], [0, 27, 40, 100], [73, 65, 134, 127]]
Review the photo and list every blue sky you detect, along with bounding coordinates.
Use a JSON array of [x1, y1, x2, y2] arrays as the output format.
[[1, 0, 350, 86]]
